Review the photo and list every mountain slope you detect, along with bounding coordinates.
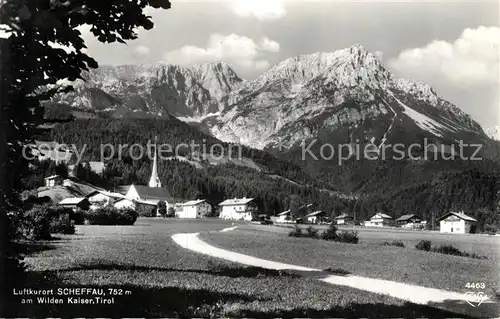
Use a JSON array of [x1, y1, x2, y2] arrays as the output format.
[[206, 45, 485, 151], [53, 62, 243, 118], [54, 45, 488, 155]]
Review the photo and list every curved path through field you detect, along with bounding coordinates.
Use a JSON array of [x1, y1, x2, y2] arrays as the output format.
[[172, 227, 498, 318]]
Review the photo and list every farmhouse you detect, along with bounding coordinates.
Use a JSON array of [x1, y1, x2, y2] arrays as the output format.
[[113, 198, 136, 210], [306, 210, 328, 224], [86, 190, 124, 210], [219, 197, 258, 221], [438, 212, 477, 234], [335, 213, 353, 225], [178, 199, 212, 219], [365, 213, 394, 227], [44, 175, 63, 188], [59, 197, 90, 211], [395, 214, 421, 226], [276, 210, 292, 223]]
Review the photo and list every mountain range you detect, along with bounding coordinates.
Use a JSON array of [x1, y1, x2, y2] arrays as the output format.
[[38, 46, 500, 225], [53, 44, 491, 154]]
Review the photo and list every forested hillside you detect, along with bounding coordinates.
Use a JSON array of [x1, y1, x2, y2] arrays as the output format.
[[33, 118, 500, 230]]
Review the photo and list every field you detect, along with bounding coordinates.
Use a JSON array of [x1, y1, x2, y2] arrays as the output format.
[[8, 218, 464, 317], [202, 224, 500, 297]]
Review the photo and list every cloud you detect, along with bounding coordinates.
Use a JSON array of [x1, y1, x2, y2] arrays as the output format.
[[163, 33, 280, 71], [134, 45, 151, 56], [230, 0, 286, 20], [389, 26, 500, 127], [389, 26, 499, 87], [260, 37, 280, 52]]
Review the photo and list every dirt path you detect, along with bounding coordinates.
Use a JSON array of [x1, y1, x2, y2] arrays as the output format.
[[172, 229, 498, 318]]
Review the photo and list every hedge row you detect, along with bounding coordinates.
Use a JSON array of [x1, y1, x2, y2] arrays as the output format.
[[84, 207, 138, 225], [289, 224, 359, 244]]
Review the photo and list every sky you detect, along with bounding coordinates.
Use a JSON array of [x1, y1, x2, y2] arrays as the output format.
[[80, 0, 499, 130]]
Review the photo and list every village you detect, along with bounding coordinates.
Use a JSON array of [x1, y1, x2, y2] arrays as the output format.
[[42, 146, 479, 235]]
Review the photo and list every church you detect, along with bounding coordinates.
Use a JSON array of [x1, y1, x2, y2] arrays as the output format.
[[120, 140, 175, 214]]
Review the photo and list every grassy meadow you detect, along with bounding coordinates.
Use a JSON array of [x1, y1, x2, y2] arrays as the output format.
[[202, 225, 500, 297], [8, 219, 464, 317]]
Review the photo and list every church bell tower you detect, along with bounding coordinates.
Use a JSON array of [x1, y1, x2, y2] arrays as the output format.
[[149, 137, 162, 188]]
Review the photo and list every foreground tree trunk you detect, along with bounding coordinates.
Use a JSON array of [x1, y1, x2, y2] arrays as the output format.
[[0, 37, 10, 316]]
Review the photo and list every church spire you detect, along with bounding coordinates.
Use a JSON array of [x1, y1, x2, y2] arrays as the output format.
[[149, 136, 162, 188]]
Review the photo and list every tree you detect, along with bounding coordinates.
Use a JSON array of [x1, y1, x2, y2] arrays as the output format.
[[0, 0, 171, 315], [167, 206, 175, 218], [157, 200, 167, 217]]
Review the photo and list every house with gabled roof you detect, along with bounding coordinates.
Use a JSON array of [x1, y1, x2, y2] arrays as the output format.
[[44, 175, 63, 188], [437, 212, 477, 234], [178, 199, 212, 219], [305, 210, 328, 224], [335, 213, 354, 225], [395, 214, 421, 226], [276, 210, 292, 223], [59, 197, 90, 211], [86, 190, 125, 210], [218, 197, 258, 221], [365, 213, 394, 227]]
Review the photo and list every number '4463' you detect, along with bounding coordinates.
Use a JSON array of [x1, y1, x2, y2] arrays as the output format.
[[466, 282, 485, 289]]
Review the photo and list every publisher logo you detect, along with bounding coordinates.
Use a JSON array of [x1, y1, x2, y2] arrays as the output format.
[[464, 291, 488, 307]]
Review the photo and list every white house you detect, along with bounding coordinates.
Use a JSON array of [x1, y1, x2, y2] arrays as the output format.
[[59, 197, 90, 211], [219, 198, 258, 221], [365, 213, 394, 227], [305, 210, 328, 224], [276, 210, 292, 223], [438, 212, 477, 234], [44, 175, 63, 188], [113, 198, 136, 210], [177, 199, 212, 219], [335, 213, 353, 225], [86, 190, 124, 210]]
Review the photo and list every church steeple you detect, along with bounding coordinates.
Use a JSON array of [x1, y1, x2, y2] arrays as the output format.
[[149, 136, 162, 188]]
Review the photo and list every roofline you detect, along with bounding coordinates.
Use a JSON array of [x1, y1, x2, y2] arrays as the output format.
[[218, 198, 255, 206], [436, 212, 477, 222]]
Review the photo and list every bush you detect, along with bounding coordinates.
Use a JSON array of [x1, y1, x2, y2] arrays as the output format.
[[415, 240, 431, 251], [19, 205, 52, 240], [431, 244, 461, 256], [335, 230, 359, 244], [288, 225, 303, 237], [71, 209, 86, 225], [321, 224, 338, 240], [49, 214, 75, 234], [84, 207, 138, 225], [136, 204, 156, 217], [382, 240, 405, 247], [305, 226, 319, 238], [431, 244, 487, 260], [484, 224, 497, 235], [17, 204, 75, 240]]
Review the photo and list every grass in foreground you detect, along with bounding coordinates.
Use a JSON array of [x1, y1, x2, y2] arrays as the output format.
[[11, 221, 468, 317], [7, 261, 466, 318]]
